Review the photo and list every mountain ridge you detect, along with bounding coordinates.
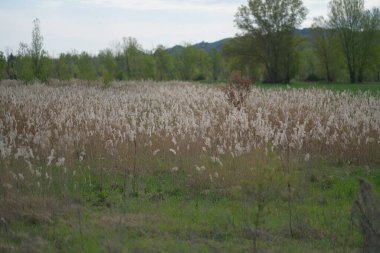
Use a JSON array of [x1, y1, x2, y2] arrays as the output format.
[[167, 28, 311, 53]]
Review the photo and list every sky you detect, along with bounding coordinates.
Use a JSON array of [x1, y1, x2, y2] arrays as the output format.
[[0, 0, 379, 56]]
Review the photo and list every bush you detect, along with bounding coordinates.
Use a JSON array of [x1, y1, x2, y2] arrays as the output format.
[[223, 71, 251, 110]]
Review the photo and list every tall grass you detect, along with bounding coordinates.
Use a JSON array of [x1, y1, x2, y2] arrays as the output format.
[[0, 80, 379, 169]]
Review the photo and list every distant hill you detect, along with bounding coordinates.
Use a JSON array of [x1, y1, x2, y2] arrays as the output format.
[[294, 28, 312, 38], [167, 38, 232, 54], [192, 38, 232, 52], [167, 28, 311, 54]]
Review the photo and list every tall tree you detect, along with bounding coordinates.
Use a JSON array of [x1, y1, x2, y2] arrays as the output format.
[[56, 53, 72, 80], [177, 45, 198, 81], [15, 43, 34, 83], [122, 37, 141, 79], [0, 52, 6, 80], [235, 0, 307, 83], [98, 49, 116, 85], [5, 52, 17, 80], [176, 45, 212, 81], [193, 48, 212, 81], [154, 45, 175, 81], [368, 43, 380, 81], [78, 52, 97, 81], [30, 18, 47, 81], [311, 16, 340, 82], [222, 36, 261, 81], [328, 0, 380, 83], [210, 49, 224, 82]]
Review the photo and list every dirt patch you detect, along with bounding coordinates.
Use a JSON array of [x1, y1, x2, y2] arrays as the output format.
[[97, 212, 158, 228], [0, 195, 59, 225]]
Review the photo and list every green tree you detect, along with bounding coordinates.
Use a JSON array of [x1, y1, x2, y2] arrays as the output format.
[[0, 51, 6, 80], [210, 49, 225, 82], [298, 48, 319, 81], [367, 42, 380, 81], [194, 48, 212, 81], [176, 45, 212, 81], [113, 37, 155, 80], [154, 45, 175, 81], [98, 49, 116, 85], [55, 53, 73, 80], [14, 18, 49, 83], [78, 52, 96, 81], [15, 43, 34, 83], [328, 0, 380, 83], [177, 45, 197, 80], [235, 0, 307, 83], [30, 18, 48, 81], [223, 36, 262, 81], [122, 37, 143, 79], [5, 53, 17, 79], [311, 17, 340, 82], [140, 53, 155, 80]]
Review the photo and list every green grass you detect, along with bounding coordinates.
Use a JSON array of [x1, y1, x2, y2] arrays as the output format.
[[207, 80, 380, 95], [1, 158, 379, 253], [254, 81, 380, 94]]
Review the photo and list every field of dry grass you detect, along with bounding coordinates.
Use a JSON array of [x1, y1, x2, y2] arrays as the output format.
[[1, 80, 379, 165]]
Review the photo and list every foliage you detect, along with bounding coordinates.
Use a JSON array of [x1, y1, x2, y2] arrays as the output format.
[[1, 8, 380, 84], [210, 49, 224, 82], [311, 17, 341, 82], [234, 0, 307, 83], [222, 35, 261, 81], [0, 52, 6, 79], [154, 45, 176, 81], [5, 53, 17, 80], [328, 0, 380, 83], [55, 53, 75, 80], [177, 45, 210, 81], [115, 37, 154, 80], [14, 43, 34, 84], [98, 49, 116, 85], [30, 18, 47, 82], [11, 18, 48, 83], [78, 52, 97, 81], [367, 43, 380, 82]]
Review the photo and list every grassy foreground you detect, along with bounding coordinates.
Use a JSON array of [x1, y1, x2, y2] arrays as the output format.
[[1, 158, 380, 253]]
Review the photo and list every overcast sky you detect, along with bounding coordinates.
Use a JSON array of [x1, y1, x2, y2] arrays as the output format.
[[0, 0, 379, 56]]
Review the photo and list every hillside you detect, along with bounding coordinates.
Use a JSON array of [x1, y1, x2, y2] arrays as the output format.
[[167, 28, 311, 53]]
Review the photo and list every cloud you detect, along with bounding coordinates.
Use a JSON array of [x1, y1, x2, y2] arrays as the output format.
[[77, 0, 245, 13], [1, 0, 379, 55]]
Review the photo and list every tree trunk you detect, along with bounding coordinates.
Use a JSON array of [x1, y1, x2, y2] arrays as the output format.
[[349, 68, 356, 83], [358, 66, 365, 83], [352, 179, 380, 253]]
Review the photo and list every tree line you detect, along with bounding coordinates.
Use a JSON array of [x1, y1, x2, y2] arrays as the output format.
[[0, 33, 227, 85], [0, 0, 379, 84]]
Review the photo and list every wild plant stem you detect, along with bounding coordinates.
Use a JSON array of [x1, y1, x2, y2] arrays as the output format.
[[132, 138, 137, 196], [286, 143, 293, 237]]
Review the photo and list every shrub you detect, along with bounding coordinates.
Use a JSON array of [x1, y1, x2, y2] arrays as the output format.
[[223, 71, 251, 110]]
